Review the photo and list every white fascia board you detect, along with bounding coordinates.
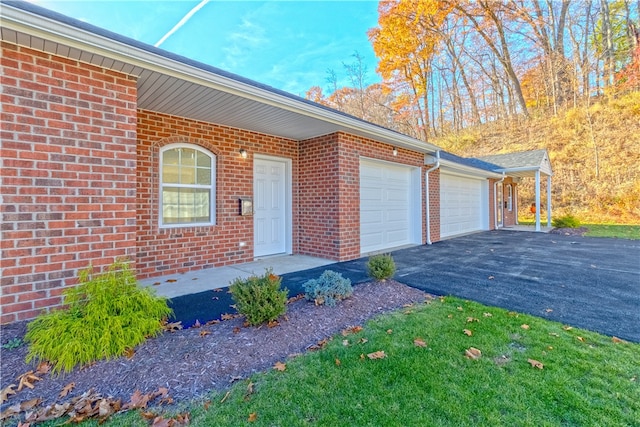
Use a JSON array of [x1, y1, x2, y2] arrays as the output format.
[[1, 4, 440, 154], [439, 159, 503, 179], [497, 166, 553, 177]]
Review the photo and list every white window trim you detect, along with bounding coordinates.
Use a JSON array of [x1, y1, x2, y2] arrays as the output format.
[[507, 184, 513, 212], [159, 143, 216, 228]]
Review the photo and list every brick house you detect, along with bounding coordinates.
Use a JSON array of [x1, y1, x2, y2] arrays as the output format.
[[0, 1, 552, 323]]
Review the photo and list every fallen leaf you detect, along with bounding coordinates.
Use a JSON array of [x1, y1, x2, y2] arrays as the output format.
[[267, 320, 279, 328], [213, 288, 223, 292], [152, 282, 161, 286], [221, 313, 236, 321], [273, 362, 286, 372], [124, 347, 135, 359], [521, 324, 530, 330], [447, 314, 453, 318], [192, 319, 201, 328], [413, 338, 427, 347], [151, 416, 171, 427], [245, 382, 254, 399], [162, 321, 183, 332], [547, 346, 554, 350], [175, 412, 190, 425], [488, 275, 495, 280], [59, 382, 75, 398], [463, 329, 473, 336], [220, 391, 231, 404], [16, 371, 41, 391], [205, 319, 220, 326], [203, 400, 211, 410], [466, 317, 479, 323], [612, 336, 628, 344], [141, 411, 157, 420], [358, 338, 368, 344], [248, 412, 257, 422], [367, 350, 386, 359], [232, 327, 241, 334], [577, 336, 585, 342], [545, 308, 553, 313], [35, 362, 51, 375], [1, 384, 16, 403], [527, 359, 544, 369], [335, 359, 341, 366], [483, 312, 493, 317], [199, 330, 211, 337], [342, 339, 350, 346], [563, 325, 573, 331], [166, 279, 177, 283], [549, 332, 560, 337], [342, 326, 363, 336], [20, 398, 41, 411], [457, 306, 463, 311], [126, 390, 150, 409], [464, 347, 482, 360], [386, 329, 393, 334], [403, 303, 414, 308]]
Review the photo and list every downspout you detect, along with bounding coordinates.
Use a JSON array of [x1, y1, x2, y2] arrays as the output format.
[[493, 172, 506, 229], [425, 151, 441, 245]]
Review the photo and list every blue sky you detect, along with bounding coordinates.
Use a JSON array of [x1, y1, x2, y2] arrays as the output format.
[[29, 1, 382, 97]]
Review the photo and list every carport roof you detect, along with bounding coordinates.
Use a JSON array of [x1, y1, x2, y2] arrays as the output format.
[[0, 0, 440, 154], [478, 149, 553, 178]]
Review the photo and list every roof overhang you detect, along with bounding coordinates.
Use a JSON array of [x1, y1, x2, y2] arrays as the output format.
[[438, 158, 504, 179], [0, 1, 439, 154], [495, 166, 553, 179]]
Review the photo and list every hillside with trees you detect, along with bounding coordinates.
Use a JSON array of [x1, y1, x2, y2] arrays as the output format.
[[306, 0, 640, 223]]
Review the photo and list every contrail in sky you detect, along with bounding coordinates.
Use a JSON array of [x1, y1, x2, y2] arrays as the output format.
[[155, 0, 210, 47]]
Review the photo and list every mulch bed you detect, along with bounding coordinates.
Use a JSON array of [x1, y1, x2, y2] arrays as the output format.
[[549, 226, 589, 236], [1, 280, 428, 421]]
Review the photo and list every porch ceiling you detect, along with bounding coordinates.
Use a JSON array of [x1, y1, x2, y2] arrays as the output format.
[[1, 2, 439, 154]]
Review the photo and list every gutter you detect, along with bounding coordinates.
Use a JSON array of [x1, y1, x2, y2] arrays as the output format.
[[493, 172, 506, 229], [425, 151, 441, 245]]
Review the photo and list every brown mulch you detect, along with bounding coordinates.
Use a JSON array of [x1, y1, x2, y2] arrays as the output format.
[[549, 226, 589, 236], [1, 280, 428, 414]]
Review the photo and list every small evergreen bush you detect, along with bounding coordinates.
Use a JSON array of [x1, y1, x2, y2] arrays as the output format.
[[303, 270, 353, 307], [229, 269, 288, 326], [367, 254, 396, 281], [552, 214, 581, 228], [25, 261, 172, 374]]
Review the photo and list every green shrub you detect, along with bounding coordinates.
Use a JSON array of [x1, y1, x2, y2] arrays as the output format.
[[552, 214, 581, 228], [25, 261, 172, 375], [303, 270, 353, 307], [366, 254, 396, 281], [229, 269, 288, 326]]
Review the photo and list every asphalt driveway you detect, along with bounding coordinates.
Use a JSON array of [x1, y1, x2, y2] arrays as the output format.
[[283, 231, 640, 342], [171, 230, 639, 342]]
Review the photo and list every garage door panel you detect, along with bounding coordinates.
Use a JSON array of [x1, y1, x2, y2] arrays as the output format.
[[360, 160, 418, 254], [440, 173, 484, 238]]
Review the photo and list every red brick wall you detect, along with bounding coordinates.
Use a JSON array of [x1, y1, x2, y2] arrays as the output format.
[[298, 132, 427, 260], [0, 43, 137, 323], [135, 110, 299, 279]]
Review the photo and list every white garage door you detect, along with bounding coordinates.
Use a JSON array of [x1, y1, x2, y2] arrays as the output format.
[[440, 173, 485, 238], [360, 159, 419, 254]]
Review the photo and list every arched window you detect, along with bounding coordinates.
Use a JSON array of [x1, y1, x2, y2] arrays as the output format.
[[160, 144, 215, 226]]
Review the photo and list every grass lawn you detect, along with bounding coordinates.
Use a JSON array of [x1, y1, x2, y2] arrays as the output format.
[[518, 220, 640, 239], [77, 297, 639, 427]]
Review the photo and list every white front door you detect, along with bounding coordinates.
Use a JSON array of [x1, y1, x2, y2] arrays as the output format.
[[254, 157, 287, 257]]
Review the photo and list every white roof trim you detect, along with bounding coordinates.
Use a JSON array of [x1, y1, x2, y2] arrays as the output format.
[[439, 159, 503, 179]]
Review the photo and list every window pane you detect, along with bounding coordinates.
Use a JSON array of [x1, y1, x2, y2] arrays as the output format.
[[181, 148, 196, 167], [181, 166, 196, 185], [197, 151, 211, 168], [163, 149, 179, 165], [162, 187, 210, 224], [162, 165, 180, 183], [197, 168, 211, 185]]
